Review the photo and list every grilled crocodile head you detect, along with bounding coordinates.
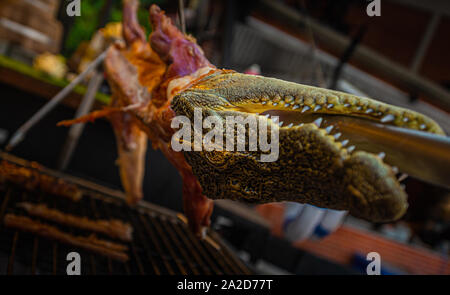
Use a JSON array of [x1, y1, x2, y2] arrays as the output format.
[[171, 69, 445, 223]]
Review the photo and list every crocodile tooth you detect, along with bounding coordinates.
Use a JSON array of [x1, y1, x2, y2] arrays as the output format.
[[301, 106, 310, 113], [398, 173, 408, 182], [287, 123, 294, 128], [313, 117, 323, 127], [420, 124, 426, 130], [325, 125, 334, 133], [261, 101, 267, 105], [327, 104, 334, 109], [378, 152, 386, 160], [334, 132, 342, 139], [273, 102, 278, 106], [392, 166, 399, 174], [292, 105, 300, 110], [279, 121, 284, 127], [365, 108, 374, 114], [347, 145, 355, 153], [403, 117, 409, 122], [314, 105, 322, 111], [264, 114, 270, 118], [298, 123, 304, 127], [341, 139, 349, 146], [380, 114, 395, 123], [344, 103, 351, 107], [285, 96, 294, 103]]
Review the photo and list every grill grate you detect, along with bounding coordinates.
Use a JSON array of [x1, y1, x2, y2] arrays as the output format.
[[0, 153, 250, 275]]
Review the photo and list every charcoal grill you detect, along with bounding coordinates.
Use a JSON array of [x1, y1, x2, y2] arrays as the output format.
[[0, 152, 250, 275]]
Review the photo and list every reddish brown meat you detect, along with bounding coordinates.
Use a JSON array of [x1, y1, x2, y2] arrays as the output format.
[[4, 214, 129, 262], [60, 1, 214, 237], [114, 2, 215, 236], [17, 202, 133, 241], [107, 0, 154, 205], [146, 4, 214, 236], [106, 1, 215, 236], [0, 161, 82, 201], [149, 5, 213, 79]]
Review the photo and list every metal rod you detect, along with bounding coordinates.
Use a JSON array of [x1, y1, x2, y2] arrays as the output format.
[[329, 23, 367, 89], [211, 231, 251, 274], [7, 231, 19, 275], [201, 235, 233, 274], [118, 218, 145, 274], [31, 237, 39, 275], [410, 12, 441, 73], [259, 0, 450, 110], [0, 189, 12, 225], [101, 202, 138, 272], [163, 219, 199, 274], [171, 222, 211, 274], [178, 0, 186, 34], [126, 211, 161, 274], [139, 214, 175, 274], [178, 222, 223, 274], [89, 198, 114, 274], [78, 197, 97, 275], [52, 243, 58, 275], [57, 71, 104, 170], [5, 50, 107, 151], [30, 191, 44, 275], [151, 215, 188, 274]]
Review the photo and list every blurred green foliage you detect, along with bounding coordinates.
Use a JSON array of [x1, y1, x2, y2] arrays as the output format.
[[64, 0, 164, 57]]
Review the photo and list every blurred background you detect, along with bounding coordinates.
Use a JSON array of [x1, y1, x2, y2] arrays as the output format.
[[0, 0, 449, 274]]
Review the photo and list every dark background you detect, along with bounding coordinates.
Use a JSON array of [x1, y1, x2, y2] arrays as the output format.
[[0, 82, 184, 213]]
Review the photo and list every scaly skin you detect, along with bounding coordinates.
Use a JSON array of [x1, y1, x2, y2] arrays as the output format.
[[172, 71, 445, 222]]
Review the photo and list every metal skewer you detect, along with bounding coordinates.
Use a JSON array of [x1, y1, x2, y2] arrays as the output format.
[[178, 0, 186, 34], [57, 71, 104, 170], [5, 49, 108, 152]]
